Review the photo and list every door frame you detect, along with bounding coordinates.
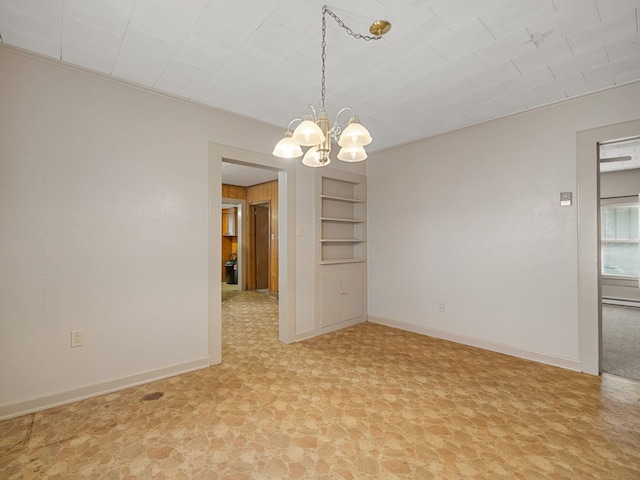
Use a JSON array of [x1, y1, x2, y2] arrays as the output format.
[[577, 118, 640, 375], [208, 143, 297, 365]]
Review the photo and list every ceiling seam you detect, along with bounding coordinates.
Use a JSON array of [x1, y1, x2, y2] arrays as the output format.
[[595, 0, 603, 23], [510, 59, 522, 75], [425, 6, 451, 33], [477, 17, 496, 41], [604, 44, 611, 63], [153, 0, 212, 90], [565, 37, 575, 57], [110, 0, 139, 76]]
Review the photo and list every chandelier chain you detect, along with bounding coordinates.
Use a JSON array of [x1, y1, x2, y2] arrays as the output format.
[[323, 6, 383, 42], [320, 6, 382, 111], [321, 11, 327, 111]]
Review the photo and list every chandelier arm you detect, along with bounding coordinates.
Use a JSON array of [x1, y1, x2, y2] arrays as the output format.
[[307, 104, 318, 122], [331, 107, 356, 137], [335, 107, 355, 119], [287, 118, 303, 132]]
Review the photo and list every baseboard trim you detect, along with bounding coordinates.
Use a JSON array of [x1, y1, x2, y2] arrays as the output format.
[[368, 315, 582, 372], [602, 297, 640, 308], [293, 316, 368, 343], [0, 357, 211, 421]]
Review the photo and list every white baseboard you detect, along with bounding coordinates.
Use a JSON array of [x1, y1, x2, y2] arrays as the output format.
[[293, 316, 368, 343], [0, 357, 211, 421], [602, 297, 640, 308], [368, 316, 582, 372]]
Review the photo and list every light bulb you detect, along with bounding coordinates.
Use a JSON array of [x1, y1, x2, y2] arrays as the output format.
[[302, 147, 331, 167], [337, 146, 367, 162], [338, 117, 372, 148], [292, 116, 325, 146]]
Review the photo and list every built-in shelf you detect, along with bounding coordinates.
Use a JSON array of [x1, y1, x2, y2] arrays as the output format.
[[320, 239, 365, 243], [317, 172, 366, 265], [319, 194, 365, 203], [319, 258, 366, 265], [320, 217, 365, 223]]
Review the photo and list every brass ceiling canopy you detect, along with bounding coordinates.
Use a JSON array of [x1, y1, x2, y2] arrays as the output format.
[[369, 20, 391, 36]]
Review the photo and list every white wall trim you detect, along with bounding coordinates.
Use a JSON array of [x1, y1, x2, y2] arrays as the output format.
[[291, 316, 369, 343], [368, 316, 581, 372], [0, 358, 210, 421]]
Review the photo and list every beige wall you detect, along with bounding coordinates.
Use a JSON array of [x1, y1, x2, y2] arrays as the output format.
[[0, 44, 366, 418], [0, 46, 285, 417], [367, 81, 640, 372], [5, 39, 638, 417]]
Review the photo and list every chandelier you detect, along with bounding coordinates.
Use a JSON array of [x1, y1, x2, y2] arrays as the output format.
[[272, 6, 391, 167]]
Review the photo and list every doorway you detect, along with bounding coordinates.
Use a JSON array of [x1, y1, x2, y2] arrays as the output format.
[[251, 202, 270, 292], [209, 143, 298, 367], [598, 136, 640, 381], [221, 200, 245, 291], [577, 119, 640, 376]]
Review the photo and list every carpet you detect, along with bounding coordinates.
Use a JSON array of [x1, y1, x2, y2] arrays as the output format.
[[602, 304, 640, 381]]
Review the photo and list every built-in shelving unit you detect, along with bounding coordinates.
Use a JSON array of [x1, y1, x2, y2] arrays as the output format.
[[318, 174, 367, 265], [315, 168, 368, 331]]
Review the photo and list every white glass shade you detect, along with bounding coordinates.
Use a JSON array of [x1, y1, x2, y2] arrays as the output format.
[[292, 117, 326, 146], [338, 119, 372, 147], [337, 146, 367, 162], [302, 147, 331, 167], [272, 132, 303, 158]]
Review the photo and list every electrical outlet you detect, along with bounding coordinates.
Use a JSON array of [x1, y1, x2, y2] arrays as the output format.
[[70, 330, 83, 347], [438, 302, 445, 312]]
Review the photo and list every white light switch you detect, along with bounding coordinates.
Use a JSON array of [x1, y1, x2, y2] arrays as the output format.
[[296, 227, 303, 237]]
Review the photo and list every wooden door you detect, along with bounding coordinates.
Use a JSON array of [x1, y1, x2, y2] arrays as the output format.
[[252, 203, 270, 290]]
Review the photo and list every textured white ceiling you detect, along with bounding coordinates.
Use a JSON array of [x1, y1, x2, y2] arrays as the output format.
[[221, 161, 279, 187], [1, 0, 640, 158]]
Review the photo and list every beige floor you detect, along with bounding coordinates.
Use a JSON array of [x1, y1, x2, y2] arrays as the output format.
[[2, 287, 640, 479]]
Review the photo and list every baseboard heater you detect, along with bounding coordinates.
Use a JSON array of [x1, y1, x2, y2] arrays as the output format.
[[602, 297, 640, 308]]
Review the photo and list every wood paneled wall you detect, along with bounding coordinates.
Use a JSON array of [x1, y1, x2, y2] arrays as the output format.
[[222, 184, 246, 200], [222, 182, 278, 295]]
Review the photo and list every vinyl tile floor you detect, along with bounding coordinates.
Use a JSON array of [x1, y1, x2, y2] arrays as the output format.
[[2, 287, 640, 479]]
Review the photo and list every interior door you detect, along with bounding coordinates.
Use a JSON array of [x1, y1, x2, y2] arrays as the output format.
[[253, 203, 270, 290]]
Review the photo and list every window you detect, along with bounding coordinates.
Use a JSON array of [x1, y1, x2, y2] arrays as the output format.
[[601, 201, 639, 278]]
